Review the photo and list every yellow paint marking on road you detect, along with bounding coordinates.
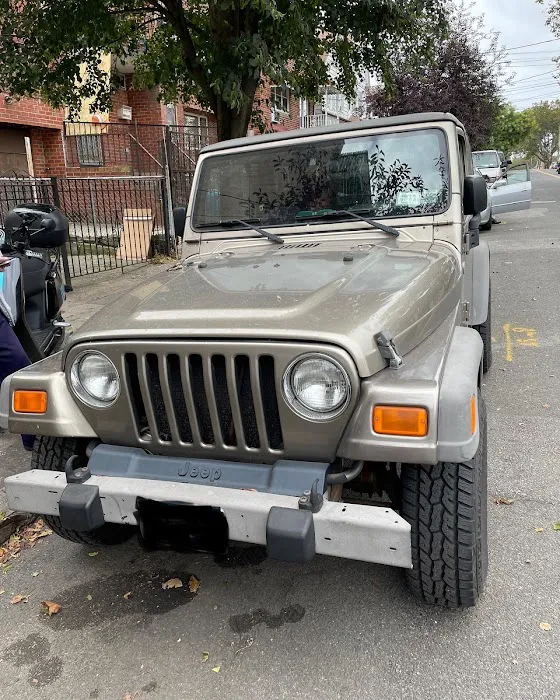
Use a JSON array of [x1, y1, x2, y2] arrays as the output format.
[[503, 324, 539, 362], [504, 323, 513, 362]]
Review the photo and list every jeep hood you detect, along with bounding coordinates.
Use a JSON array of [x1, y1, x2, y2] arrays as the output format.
[[70, 240, 461, 376]]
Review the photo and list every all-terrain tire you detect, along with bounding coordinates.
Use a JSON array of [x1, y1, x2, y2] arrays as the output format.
[[32, 436, 134, 546], [401, 394, 488, 608], [474, 282, 492, 373]]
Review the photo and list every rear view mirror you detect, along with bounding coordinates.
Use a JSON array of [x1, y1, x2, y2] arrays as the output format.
[[463, 175, 488, 215]]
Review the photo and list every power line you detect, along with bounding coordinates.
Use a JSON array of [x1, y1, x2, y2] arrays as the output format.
[[513, 93, 560, 103], [507, 69, 558, 84], [505, 38, 560, 52], [503, 82, 560, 94]]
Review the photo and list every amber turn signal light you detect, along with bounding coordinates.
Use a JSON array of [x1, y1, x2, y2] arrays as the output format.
[[470, 394, 477, 435], [373, 405, 428, 437], [13, 390, 48, 414]]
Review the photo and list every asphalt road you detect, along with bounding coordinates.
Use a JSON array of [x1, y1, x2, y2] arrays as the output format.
[[1, 172, 559, 700]]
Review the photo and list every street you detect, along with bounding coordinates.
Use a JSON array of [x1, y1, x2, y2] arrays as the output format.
[[1, 170, 559, 700]]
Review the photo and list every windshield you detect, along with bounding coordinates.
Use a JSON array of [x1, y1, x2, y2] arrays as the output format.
[[192, 128, 450, 230], [473, 151, 500, 169]]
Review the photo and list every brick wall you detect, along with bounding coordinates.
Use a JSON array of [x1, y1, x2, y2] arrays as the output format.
[[0, 95, 64, 130], [251, 84, 303, 134]]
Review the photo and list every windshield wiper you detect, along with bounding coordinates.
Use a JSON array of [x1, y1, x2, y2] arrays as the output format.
[[295, 209, 400, 237], [196, 218, 283, 244]]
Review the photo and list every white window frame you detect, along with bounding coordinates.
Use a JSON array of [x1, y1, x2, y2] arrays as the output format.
[[270, 86, 290, 116]]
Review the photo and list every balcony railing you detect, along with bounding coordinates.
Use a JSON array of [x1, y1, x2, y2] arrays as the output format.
[[300, 114, 340, 129]]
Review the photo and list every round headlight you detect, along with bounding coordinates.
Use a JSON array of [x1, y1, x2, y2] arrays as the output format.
[[283, 354, 351, 420], [70, 351, 120, 408]]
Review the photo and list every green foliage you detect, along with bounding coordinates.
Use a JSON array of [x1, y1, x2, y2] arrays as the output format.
[[485, 105, 536, 158], [365, 2, 505, 149], [0, 0, 448, 140], [521, 100, 560, 168]]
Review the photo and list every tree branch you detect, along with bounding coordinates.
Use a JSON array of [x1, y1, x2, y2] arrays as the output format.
[[161, 0, 217, 112]]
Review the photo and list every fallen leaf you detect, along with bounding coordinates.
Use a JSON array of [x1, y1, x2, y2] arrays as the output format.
[[540, 622, 552, 631], [122, 695, 134, 700], [535, 528, 544, 533], [188, 575, 200, 593], [553, 522, 560, 531], [212, 666, 220, 673], [88, 551, 99, 557], [123, 591, 133, 600], [85, 594, 92, 601], [31, 572, 39, 577], [495, 497, 514, 505], [0, 589, 4, 595], [202, 652, 209, 663], [42, 600, 61, 617], [11, 594, 29, 604], [162, 578, 183, 590]]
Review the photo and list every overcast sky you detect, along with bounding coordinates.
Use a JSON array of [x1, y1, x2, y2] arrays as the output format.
[[474, 0, 560, 109]]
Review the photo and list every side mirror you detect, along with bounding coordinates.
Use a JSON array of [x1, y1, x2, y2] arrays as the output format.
[[173, 206, 187, 240], [463, 174, 488, 215], [507, 159, 512, 165]]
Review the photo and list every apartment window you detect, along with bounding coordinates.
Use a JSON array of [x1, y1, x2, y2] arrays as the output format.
[[166, 103, 177, 126], [270, 86, 290, 114], [185, 114, 209, 149], [76, 134, 103, 167]]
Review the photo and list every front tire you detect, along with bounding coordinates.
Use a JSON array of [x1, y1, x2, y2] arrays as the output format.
[[401, 394, 488, 608], [32, 436, 134, 546]]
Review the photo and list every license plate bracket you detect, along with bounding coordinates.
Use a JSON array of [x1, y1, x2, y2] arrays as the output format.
[[136, 498, 229, 555]]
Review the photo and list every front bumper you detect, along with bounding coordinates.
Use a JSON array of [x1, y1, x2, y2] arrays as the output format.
[[5, 469, 412, 568]]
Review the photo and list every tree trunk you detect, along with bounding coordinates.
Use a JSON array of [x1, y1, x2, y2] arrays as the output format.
[[214, 78, 259, 141]]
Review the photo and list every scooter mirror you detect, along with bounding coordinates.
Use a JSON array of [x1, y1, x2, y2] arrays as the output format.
[[39, 217, 56, 232]]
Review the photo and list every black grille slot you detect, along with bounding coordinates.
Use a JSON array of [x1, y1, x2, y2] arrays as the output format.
[[259, 355, 283, 450], [188, 354, 214, 444], [211, 355, 237, 446], [125, 353, 147, 434], [166, 354, 193, 443], [145, 353, 171, 442], [235, 355, 260, 448]]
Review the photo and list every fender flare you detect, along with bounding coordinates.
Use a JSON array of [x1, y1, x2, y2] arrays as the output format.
[[437, 326, 484, 463], [469, 239, 490, 326]]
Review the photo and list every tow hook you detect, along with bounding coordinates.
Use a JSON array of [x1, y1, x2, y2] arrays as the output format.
[[58, 453, 105, 532]]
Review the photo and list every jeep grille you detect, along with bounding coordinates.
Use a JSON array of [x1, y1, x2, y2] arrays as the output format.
[[124, 351, 284, 454]]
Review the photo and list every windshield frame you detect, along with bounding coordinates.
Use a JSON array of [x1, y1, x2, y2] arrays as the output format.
[[472, 151, 500, 169], [190, 126, 452, 233]]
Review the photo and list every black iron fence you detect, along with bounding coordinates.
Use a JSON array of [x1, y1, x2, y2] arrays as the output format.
[[0, 175, 172, 282], [0, 123, 218, 283]]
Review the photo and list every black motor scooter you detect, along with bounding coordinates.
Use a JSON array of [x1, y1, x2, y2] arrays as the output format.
[[1, 204, 70, 362]]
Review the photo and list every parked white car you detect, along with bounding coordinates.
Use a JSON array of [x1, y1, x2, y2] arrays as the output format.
[[476, 164, 532, 231]]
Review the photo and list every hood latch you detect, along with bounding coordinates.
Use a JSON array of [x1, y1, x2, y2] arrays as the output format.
[[375, 331, 403, 370]]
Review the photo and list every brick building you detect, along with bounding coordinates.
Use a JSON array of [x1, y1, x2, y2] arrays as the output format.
[[1, 68, 358, 179], [0, 95, 65, 176]]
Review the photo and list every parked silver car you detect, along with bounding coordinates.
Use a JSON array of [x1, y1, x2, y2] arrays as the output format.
[[476, 164, 532, 230]]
